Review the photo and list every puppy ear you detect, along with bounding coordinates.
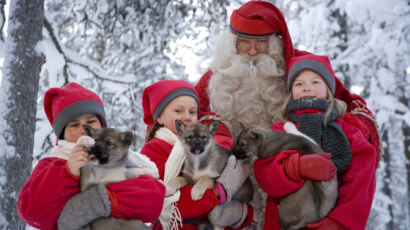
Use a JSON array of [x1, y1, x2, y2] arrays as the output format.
[[82, 125, 96, 137], [175, 120, 185, 134], [249, 128, 264, 144], [120, 131, 135, 146], [209, 120, 220, 135]]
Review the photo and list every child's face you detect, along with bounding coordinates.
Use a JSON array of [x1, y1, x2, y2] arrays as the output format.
[[157, 95, 198, 134], [292, 70, 328, 100], [64, 113, 102, 143]]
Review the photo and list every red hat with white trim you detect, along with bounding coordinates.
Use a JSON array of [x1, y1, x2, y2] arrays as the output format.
[[229, 0, 295, 66], [44, 82, 107, 139]]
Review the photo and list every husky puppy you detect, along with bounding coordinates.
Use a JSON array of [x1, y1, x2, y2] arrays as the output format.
[[233, 122, 338, 230], [76, 125, 152, 230], [167, 120, 253, 203]]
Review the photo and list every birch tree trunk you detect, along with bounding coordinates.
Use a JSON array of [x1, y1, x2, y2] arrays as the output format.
[[0, 0, 44, 229]]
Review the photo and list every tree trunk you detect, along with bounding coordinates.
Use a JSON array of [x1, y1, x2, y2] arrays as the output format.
[[0, 0, 44, 229], [385, 118, 409, 230]]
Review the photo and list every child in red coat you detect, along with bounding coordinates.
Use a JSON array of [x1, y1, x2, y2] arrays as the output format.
[[254, 54, 377, 230], [17, 82, 165, 230], [140, 79, 253, 229]]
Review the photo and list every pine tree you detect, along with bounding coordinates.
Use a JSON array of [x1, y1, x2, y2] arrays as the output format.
[[0, 0, 44, 229]]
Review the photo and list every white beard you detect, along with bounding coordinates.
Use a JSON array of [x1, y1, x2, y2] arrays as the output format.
[[208, 49, 287, 139], [207, 32, 288, 229]]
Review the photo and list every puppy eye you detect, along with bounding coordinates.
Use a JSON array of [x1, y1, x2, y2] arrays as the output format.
[[201, 135, 208, 141], [106, 141, 114, 147], [186, 135, 193, 141], [240, 142, 247, 149]]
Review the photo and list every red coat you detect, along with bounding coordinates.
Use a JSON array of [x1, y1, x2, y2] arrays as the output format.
[[141, 137, 253, 229], [17, 157, 165, 230], [195, 51, 381, 162], [253, 117, 377, 230]]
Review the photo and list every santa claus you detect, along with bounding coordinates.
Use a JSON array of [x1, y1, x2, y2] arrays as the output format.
[[196, 1, 381, 229]]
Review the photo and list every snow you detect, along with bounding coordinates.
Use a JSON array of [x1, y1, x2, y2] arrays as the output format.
[[0, 0, 409, 229]]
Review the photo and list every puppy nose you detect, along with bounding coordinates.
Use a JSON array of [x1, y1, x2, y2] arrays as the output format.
[[99, 154, 109, 164], [193, 140, 201, 147]]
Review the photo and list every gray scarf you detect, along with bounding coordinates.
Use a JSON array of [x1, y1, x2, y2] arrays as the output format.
[[287, 98, 352, 174]]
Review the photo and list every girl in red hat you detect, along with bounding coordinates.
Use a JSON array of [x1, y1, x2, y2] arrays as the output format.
[[140, 79, 253, 229], [17, 82, 165, 230], [254, 54, 377, 230]]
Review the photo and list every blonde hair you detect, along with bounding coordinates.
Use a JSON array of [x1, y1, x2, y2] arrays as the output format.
[[277, 87, 347, 126]]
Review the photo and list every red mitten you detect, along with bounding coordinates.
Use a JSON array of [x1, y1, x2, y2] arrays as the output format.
[[305, 217, 347, 230], [106, 177, 165, 221], [284, 153, 336, 181]]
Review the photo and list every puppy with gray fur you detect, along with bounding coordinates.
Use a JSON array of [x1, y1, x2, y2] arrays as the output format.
[[75, 125, 155, 230], [233, 122, 338, 230], [166, 120, 253, 204]]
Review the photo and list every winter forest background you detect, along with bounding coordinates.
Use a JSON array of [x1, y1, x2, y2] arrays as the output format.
[[0, 0, 408, 229]]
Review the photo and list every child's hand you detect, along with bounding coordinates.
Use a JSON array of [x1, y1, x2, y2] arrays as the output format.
[[67, 145, 89, 176]]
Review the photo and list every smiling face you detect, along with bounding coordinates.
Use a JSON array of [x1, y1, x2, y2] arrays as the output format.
[[236, 36, 269, 56], [157, 95, 198, 134], [291, 70, 328, 100]]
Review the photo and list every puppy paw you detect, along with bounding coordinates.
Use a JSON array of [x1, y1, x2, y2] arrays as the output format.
[[165, 184, 178, 196], [165, 176, 187, 196], [76, 136, 95, 149], [191, 184, 208, 201]]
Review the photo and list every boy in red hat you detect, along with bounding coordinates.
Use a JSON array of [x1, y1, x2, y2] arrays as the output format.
[[140, 79, 253, 229], [195, 1, 381, 228], [17, 82, 165, 230], [254, 54, 377, 229]]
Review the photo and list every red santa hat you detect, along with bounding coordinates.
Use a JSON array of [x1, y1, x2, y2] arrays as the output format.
[[287, 54, 336, 95], [44, 82, 107, 139], [229, 0, 295, 66], [142, 80, 199, 130]]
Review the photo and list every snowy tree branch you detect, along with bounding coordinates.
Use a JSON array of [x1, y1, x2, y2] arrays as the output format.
[[44, 18, 132, 85], [0, 0, 5, 41]]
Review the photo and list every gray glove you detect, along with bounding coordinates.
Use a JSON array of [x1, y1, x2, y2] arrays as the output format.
[[58, 184, 111, 230], [217, 155, 250, 202], [208, 200, 248, 227]]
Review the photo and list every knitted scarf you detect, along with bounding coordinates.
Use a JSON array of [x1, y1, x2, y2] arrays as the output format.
[[287, 98, 352, 174], [155, 127, 184, 230]]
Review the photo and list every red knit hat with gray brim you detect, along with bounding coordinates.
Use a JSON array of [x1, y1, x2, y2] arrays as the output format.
[[287, 54, 336, 95], [44, 82, 107, 139], [229, 0, 295, 67], [142, 80, 199, 131]]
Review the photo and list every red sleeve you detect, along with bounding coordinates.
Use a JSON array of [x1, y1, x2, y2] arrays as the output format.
[[17, 157, 80, 230], [326, 120, 377, 229], [254, 122, 305, 200], [107, 175, 166, 222], [195, 69, 213, 113], [140, 138, 172, 179]]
